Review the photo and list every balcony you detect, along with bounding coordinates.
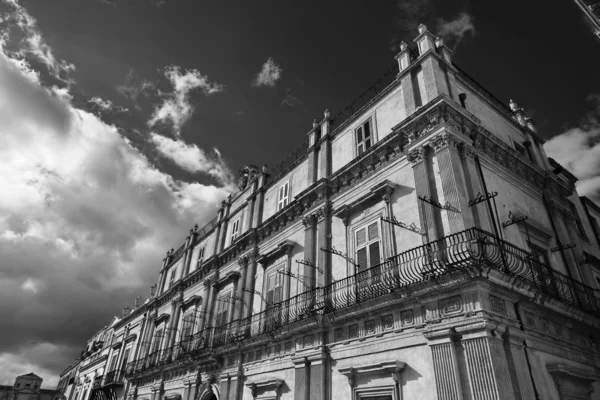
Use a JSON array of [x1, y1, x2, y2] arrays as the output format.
[[103, 370, 123, 386], [125, 228, 600, 378], [92, 376, 103, 389]]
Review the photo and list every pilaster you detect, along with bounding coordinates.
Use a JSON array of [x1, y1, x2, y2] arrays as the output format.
[[432, 132, 475, 233], [302, 214, 317, 289], [458, 324, 516, 400], [425, 328, 463, 400], [503, 330, 536, 400], [408, 145, 441, 242], [316, 203, 332, 287]]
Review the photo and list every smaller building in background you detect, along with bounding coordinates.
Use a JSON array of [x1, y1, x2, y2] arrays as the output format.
[[0, 373, 58, 400]]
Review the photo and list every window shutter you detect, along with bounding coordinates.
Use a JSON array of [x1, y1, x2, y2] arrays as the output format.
[[369, 241, 381, 267], [356, 126, 363, 142], [357, 247, 368, 271], [274, 286, 282, 304]]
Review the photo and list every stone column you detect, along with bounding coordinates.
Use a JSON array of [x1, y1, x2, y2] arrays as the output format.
[[292, 356, 310, 400], [316, 203, 332, 288], [252, 173, 268, 228], [432, 132, 475, 233], [200, 279, 214, 331], [458, 324, 516, 400], [236, 257, 249, 321], [408, 146, 441, 243], [457, 143, 489, 232], [306, 122, 319, 186], [396, 42, 417, 115], [283, 246, 293, 302], [244, 255, 258, 319], [140, 314, 156, 360], [425, 329, 464, 400], [302, 214, 317, 289], [166, 297, 183, 352], [308, 350, 328, 400], [503, 330, 536, 400]]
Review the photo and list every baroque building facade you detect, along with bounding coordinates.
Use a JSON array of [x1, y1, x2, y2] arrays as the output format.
[[61, 24, 600, 400]]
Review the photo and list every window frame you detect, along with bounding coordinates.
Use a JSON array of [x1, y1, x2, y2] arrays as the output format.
[[215, 291, 231, 327], [353, 218, 384, 294], [230, 219, 240, 243], [277, 181, 290, 211], [168, 268, 177, 288], [355, 117, 375, 156]]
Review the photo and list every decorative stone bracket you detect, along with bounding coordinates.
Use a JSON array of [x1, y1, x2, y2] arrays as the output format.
[[547, 363, 600, 400], [244, 377, 284, 400]]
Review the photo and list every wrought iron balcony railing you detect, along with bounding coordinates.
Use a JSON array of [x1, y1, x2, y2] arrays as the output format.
[[125, 228, 600, 378], [103, 370, 123, 386]]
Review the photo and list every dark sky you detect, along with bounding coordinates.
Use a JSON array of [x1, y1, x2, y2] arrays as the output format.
[[24, 0, 600, 178], [0, 0, 599, 386]]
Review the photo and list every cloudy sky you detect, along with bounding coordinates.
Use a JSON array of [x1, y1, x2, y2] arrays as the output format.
[[0, 0, 599, 387]]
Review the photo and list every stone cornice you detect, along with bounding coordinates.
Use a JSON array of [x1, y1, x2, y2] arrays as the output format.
[[334, 180, 397, 224], [154, 313, 170, 326], [256, 240, 296, 267], [182, 295, 202, 310]]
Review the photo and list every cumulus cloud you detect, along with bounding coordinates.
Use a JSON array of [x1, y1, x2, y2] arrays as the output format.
[[545, 95, 600, 203], [251, 57, 282, 87], [281, 88, 301, 108], [88, 96, 128, 114], [148, 65, 225, 135], [437, 12, 475, 48], [0, 0, 75, 83], [150, 133, 234, 185], [0, 1, 232, 383]]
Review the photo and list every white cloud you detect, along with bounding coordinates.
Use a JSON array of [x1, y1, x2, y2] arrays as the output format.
[[148, 65, 225, 135], [1, 0, 75, 83], [545, 95, 600, 203], [150, 133, 234, 185], [251, 57, 282, 87], [0, 3, 232, 383], [437, 12, 475, 48], [21, 278, 41, 294], [88, 96, 128, 114]]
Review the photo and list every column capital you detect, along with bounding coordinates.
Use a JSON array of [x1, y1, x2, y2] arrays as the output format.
[[302, 214, 317, 228], [406, 146, 427, 165]]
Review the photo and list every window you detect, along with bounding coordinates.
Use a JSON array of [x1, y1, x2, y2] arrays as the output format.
[[168, 269, 177, 288], [215, 294, 229, 327], [151, 329, 163, 354], [528, 242, 558, 295], [230, 219, 240, 243], [109, 353, 118, 371], [265, 268, 284, 330], [277, 182, 289, 211], [355, 221, 383, 296], [120, 348, 130, 371], [197, 246, 205, 267], [181, 312, 195, 341], [568, 201, 587, 239], [355, 119, 373, 155], [25, 385, 30, 388]]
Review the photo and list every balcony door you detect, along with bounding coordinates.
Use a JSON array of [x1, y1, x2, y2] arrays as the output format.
[[355, 221, 383, 301]]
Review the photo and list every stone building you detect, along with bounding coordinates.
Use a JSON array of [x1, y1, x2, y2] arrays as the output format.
[[0, 373, 57, 400], [64, 24, 600, 400]]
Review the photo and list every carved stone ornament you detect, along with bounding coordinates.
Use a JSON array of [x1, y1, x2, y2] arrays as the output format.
[[301, 214, 316, 228], [406, 146, 426, 165], [401, 309, 414, 326]]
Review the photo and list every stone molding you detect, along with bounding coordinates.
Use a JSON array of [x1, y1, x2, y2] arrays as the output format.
[[245, 378, 284, 399], [547, 363, 600, 400], [339, 361, 405, 388]]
